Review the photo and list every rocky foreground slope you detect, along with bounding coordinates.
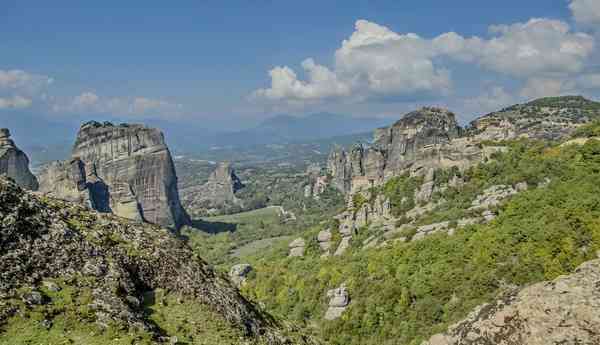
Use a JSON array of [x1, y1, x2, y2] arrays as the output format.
[[423, 258, 600, 345], [38, 121, 190, 229], [0, 128, 38, 190], [0, 176, 314, 344]]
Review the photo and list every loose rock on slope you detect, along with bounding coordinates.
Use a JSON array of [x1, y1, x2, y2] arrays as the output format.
[[0, 176, 313, 345], [422, 258, 600, 345]]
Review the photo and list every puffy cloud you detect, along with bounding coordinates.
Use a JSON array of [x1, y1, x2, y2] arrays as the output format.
[[519, 77, 576, 100], [0, 69, 53, 90], [473, 19, 594, 76], [54, 92, 183, 117], [335, 20, 451, 98], [570, 0, 600, 26], [252, 58, 350, 103], [577, 73, 600, 89], [0, 96, 32, 109], [463, 86, 516, 114], [0, 69, 53, 111], [72, 92, 100, 109], [253, 18, 593, 106], [132, 97, 183, 114]]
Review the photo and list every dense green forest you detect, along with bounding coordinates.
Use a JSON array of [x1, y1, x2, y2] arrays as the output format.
[[240, 128, 600, 345]]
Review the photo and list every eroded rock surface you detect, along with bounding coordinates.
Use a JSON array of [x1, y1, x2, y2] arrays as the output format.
[[38, 121, 189, 229], [324, 284, 350, 320], [0, 177, 301, 345], [184, 162, 245, 215], [229, 264, 253, 287], [288, 238, 306, 257], [422, 258, 600, 345], [0, 128, 38, 190]]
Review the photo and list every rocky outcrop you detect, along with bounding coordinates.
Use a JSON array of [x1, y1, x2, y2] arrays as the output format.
[[183, 162, 244, 215], [0, 176, 311, 345], [422, 258, 600, 345], [469, 185, 519, 210], [304, 163, 328, 199], [327, 108, 483, 195], [324, 284, 350, 320], [0, 128, 38, 190], [317, 229, 333, 256], [38, 121, 189, 229], [289, 238, 306, 257], [470, 95, 600, 141], [327, 97, 600, 197], [229, 264, 253, 287]]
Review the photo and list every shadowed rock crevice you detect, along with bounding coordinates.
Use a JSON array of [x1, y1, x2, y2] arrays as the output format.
[[38, 121, 190, 230]]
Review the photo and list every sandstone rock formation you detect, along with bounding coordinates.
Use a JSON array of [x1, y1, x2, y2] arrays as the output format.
[[328, 97, 600, 197], [324, 284, 350, 320], [229, 264, 253, 287], [183, 162, 244, 215], [327, 107, 483, 195], [317, 228, 333, 255], [304, 163, 328, 199], [469, 185, 519, 210], [470, 95, 600, 141], [422, 258, 600, 345], [289, 238, 306, 257], [0, 128, 38, 190], [37, 121, 189, 229]]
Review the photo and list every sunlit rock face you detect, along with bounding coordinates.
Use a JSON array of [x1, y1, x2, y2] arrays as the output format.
[[327, 107, 479, 194], [0, 128, 38, 190], [38, 121, 189, 229], [327, 97, 600, 196]]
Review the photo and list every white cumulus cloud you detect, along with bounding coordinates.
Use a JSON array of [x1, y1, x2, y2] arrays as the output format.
[[520, 77, 577, 100], [0, 69, 53, 110], [570, 0, 600, 26], [54, 92, 183, 117], [0, 96, 33, 109], [252, 58, 350, 103], [253, 18, 593, 106], [464, 86, 516, 115]]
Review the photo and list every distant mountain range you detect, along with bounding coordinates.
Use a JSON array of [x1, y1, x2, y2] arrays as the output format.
[[2, 112, 394, 165], [146, 113, 394, 153]]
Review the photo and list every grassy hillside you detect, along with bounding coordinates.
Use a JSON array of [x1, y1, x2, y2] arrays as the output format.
[[239, 127, 600, 345]]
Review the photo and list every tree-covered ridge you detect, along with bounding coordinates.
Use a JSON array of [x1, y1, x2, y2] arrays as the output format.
[[480, 95, 600, 122], [240, 132, 600, 345]]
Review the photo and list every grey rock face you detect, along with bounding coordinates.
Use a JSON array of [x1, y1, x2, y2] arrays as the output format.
[[304, 164, 328, 199], [289, 238, 306, 257], [38, 121, 189, 229], [328, 98, 600, 196], [0, 128, 38, 190], [422, 258, 600, 345], [229, 264, 253, 287], [0, 177, 300, 345], [324, 284, 350, 320], [317, 229, 333, 253], [470, 185, 518, 210], [184, 162, 244, 214], [327, 108, 480, 194], [470, 96, 600, 141]]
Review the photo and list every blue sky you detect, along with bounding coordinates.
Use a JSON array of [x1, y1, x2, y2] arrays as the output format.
[[1, 0, 600, 131]]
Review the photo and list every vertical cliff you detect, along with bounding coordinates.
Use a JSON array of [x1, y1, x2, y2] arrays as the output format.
[[180, 161, 245, 216], [0, 128, 38, 190], [327, 107, 468, 194], [38, 121, 189, 229]]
